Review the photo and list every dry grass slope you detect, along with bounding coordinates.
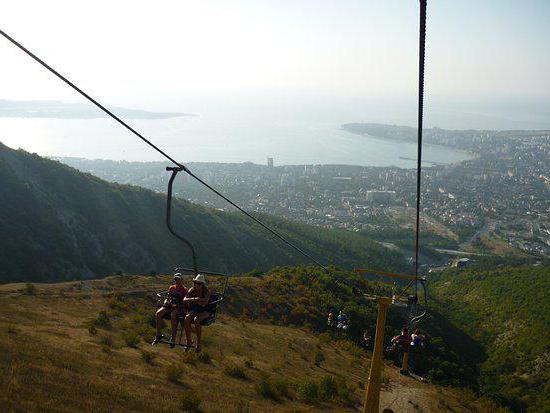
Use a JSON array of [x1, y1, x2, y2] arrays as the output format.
[[0, 275, 503, 412]]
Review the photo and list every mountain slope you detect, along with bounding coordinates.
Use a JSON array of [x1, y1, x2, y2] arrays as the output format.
[[0, 143, 404, 282], [430, 266, 550, 412], [0, 274, 503, 412]]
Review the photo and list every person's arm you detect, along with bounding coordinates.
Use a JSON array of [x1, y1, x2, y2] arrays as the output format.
[[164, 286, 173, 306], [183, 288, 197, 303]]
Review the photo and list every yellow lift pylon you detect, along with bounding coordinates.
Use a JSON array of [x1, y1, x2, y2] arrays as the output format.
[[355, 269, 417, 413]]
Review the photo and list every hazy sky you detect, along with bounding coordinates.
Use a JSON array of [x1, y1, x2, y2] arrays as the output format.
[[1, 0, 549, 108]]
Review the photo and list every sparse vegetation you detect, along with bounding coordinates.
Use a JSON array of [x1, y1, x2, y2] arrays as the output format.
[[180, 392, 202, 412], [92, 310, 111, 329], [318, 375, 338, 401], [166, 364, 184, 384], [197, 351, 211, 364], [24, 283, 36, 295], [296, 379, 319, 404], [98, 334, 114, 347], [313, 349, 325, 366], [255, 375, 292, 401], [223, 363, 247, 380], [122, 331, 140, 348], [140, 350, 156, 365]]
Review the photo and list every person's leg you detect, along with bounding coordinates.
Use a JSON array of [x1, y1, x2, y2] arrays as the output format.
[[155, 307, 167, 337], [170, 309, 179, 343], [184, 313, 194, 346], [193, 312, 210, 351]]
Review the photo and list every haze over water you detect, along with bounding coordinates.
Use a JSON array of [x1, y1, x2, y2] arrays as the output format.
[[5, 95, 546, 168]]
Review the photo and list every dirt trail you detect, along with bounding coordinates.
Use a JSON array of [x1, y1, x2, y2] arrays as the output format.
[[380, 367, 476, 413]]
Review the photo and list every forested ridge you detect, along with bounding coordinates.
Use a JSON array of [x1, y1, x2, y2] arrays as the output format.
[[430, 266, 550, 412], [0, 142, 404, 282]]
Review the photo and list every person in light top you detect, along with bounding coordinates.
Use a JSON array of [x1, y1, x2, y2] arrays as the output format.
[[155, 274, 188, 346], [183, 274, 211, 353]]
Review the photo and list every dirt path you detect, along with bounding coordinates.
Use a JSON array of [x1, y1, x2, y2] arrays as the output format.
[[379, 366, 476, 413]]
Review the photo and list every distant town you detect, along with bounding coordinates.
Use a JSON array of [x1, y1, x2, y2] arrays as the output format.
[[57, 124, 550, 262]]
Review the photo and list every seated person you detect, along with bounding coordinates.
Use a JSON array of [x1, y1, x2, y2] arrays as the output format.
[[336, 311, 347, 327], [391, 327, 412, 351], [363, 330, 371, 347], [154, 274, 188, 346], [327, 312, 334, 327], [411, 328, 424, 348], [183, 274, 211, 353]]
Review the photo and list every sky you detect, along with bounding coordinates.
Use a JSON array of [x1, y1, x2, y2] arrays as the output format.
[[1, 0, 550, 121]]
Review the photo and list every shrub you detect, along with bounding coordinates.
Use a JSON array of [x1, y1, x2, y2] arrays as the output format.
[[318, 375, 338, 401], [296, 380, 319, 404], [223, 363, 247, 380], [181, 352, 197, 365], [197, 351, 211, 364], [314, 350, 325, 366], [122, 331, 140, 348], [181, 392, 201, 412], [256, 377, 280, 401], [93, 310, 111, 328], [273, 378, 292, 399], [99, 335, 114, 347], [166, 364, 184, 383], [335, 376, 355, 406], [141, 350, 156, 365], [24, 283, 36, 295], [88, 325, 97, 336], [244, 359, 254, 369]]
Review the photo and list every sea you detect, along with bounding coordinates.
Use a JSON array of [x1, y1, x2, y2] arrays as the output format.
[[1, 96, 548, 168]]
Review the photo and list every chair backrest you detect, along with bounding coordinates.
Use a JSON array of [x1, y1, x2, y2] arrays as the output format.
[[201, 293, 223, 326]]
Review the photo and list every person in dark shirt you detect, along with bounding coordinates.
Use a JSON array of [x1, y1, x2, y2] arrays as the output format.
[[391, 327, 412, 350], [154, 274, 188, 346]]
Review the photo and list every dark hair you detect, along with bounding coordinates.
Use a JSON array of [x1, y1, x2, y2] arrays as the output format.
[[402, 327, 409, 334]]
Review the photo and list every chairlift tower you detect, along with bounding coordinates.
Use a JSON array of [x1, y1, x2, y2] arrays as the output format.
[[355, 269, 425, 413]]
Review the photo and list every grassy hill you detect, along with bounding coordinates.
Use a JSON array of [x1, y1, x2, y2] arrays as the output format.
[[430, 266, 550, 412], [0, 142, 405, 283], [0, 272, 504, 412]]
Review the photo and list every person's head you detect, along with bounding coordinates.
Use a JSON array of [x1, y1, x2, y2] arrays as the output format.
[[173, 273, 183, 286], [192, 274, 207, 291], [415, 328, 421, 335], [402, 327, 409, 335]]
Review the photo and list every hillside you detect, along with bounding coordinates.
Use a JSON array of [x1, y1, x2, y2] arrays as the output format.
[[0, 272, 503, 412], [430, 266, 550, 412], [0, 142, 405, 282]]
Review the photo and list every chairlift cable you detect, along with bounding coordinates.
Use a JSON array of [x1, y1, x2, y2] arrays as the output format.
[[414, 0, 427, 300]]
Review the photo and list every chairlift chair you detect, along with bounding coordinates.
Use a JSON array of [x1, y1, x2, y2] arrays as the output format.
[[151, 167, 230, 347]]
